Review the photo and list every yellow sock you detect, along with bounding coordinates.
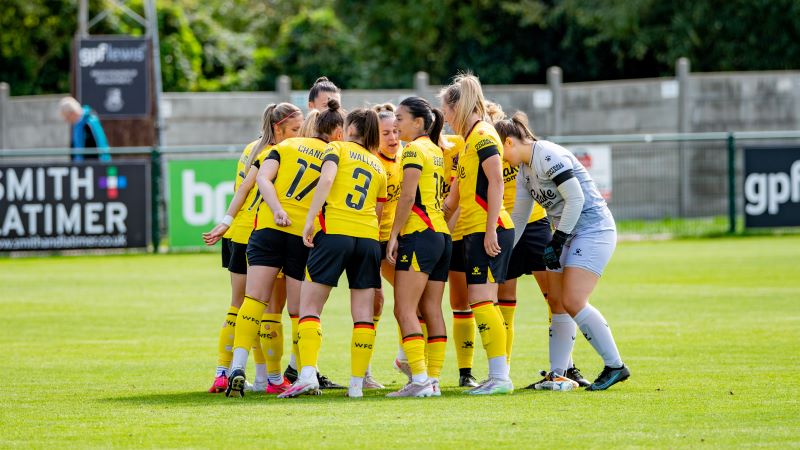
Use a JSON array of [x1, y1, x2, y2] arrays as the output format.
[[402, 334, 426, 377], [498, 300, 517, 364], [260, 313, 283, 376], [252, 341, 266, 365], [426, 336, 447, 380], [419, 316, 429, 363], [233, 296, 266, 351], [217, 306, 239, 370], [290, 314, 300, 368], [297, 316, 322, 369], [351, 322, 376, 378], [472, 301, 507, 359], [452, 310, 475, 370]]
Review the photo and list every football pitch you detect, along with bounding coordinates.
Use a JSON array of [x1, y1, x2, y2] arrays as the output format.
[[2, 236, 799, 448]]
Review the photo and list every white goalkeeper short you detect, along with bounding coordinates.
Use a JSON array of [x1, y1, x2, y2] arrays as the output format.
[[549, 227, 617, 277]]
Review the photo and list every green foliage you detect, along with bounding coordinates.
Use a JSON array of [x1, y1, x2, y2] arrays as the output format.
[[2, 0, 800, 94]]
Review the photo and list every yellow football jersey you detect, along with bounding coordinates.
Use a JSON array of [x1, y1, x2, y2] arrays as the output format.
[[503, 160, 547, 223], [377, 148, 402, 242], [254, 137, 328, 237], [456, 121, 514, 235], [440, 134, 468, 241], [226, 140, 262, 244], [319, 141, 388, 240], [400, 136, 449, 236]]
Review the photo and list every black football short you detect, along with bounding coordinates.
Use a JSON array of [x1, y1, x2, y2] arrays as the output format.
[[305, 232, 381, 289], [395, 229, 452, 282], [246, 227, 309, 281], [449, 239, 466, 273], [506, 218, 551, 279], [221, 238, 248, 275], [462, 227, 515, 285]]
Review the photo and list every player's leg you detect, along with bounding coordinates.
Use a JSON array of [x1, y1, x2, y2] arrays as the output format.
[[463, 230, 514, 395], [496, 278, 517, 366], [261, 275, 292, 393], [349, 287, 377, 398], [387, 269, 431, 397], [209, 239, 244, 393], [561, 229, 628, 391], [419, 280, 446, 396], [449, 239, 477, 387], [280, 233, 347, 398], [279, 281, 332, 398], [227, 264, 279, 397]]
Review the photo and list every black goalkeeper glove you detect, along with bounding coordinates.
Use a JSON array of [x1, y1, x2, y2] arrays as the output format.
[[542, 230, 570, 270]]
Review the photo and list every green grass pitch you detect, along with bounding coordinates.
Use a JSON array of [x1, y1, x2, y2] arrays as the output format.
[[2, 236, 799, 448]]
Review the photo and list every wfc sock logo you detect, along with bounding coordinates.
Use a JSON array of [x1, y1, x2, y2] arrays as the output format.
[[354, 342, 373, 349]]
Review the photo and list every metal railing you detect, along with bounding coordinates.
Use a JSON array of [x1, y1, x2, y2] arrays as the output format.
[[2, 129, 800, 252]]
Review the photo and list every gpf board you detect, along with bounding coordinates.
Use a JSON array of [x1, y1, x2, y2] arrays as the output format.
[[166, 158, 237, 249], [77, 37, 151, 118], [0, 162, 150, 251], [743, 146, 800, 228]]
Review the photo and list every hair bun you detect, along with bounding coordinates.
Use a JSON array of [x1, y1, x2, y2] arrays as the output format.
[[315, 76, 330, 84], [374, 103, 395, 113], [327, 98, 340, 111]]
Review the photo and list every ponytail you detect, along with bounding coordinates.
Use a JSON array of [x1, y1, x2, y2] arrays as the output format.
[[299, 109, 320, 138], [494, 111, 538, 143], [246, 102, 302, 169], [438, 73, 487, 137], [398, 96, 445, 145], [345, 108, 380, 152]]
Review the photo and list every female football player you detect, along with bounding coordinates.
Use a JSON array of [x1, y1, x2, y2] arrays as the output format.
[[279, 108, 387, 399], [202, 103, 302, 394], [436, 133, 481, 387], [308, 76, 341, 111], [385, 96, 451, 398], [440, 74, 514, 395], [495, 111, 630, 391], [220, 102, 343, 396]]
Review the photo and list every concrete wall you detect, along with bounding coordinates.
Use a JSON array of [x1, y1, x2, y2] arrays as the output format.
[[4, 70, 800, 149]]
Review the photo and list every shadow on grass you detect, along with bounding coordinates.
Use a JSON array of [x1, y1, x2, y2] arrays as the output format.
[[102, 386, 530, 406]]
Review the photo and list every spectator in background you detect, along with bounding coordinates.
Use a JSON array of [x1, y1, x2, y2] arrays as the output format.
[[58, 96, 110, 162]]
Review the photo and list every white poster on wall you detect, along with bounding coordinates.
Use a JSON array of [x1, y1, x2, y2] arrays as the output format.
[[567, 145, 612, 201]]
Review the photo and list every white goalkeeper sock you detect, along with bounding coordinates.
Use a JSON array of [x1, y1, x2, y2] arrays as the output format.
[[573, 304, 623, 368], [549, 313, 576, 376]]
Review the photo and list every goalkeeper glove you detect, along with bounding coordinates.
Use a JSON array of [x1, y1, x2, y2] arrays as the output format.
[[542, 230, 570, 270]]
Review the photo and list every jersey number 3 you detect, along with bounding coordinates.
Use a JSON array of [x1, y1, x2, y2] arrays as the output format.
[[346, 168, 373, 210]]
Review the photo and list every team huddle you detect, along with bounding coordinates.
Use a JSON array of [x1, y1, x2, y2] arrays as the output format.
[[202, 74, 631, 399]]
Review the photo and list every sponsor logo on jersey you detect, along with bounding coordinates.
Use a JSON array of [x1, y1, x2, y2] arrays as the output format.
[[474, 138, 495, 151], [545, 162, 565, 177], [530, 188, 557, 207]]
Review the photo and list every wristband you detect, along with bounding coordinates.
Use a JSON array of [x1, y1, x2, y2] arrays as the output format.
[[221, 215, 234, 226]]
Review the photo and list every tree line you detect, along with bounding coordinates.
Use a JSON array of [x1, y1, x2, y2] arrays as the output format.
[[2, 0, 799, 95]]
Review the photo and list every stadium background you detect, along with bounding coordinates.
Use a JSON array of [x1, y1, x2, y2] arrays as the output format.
[[1, 0, 799, 447]]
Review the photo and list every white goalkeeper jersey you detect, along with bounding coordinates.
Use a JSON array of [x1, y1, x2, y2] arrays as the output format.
[[511, 140, 614, 235]]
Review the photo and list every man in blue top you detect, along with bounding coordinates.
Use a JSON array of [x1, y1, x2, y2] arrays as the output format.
[[59, 97, 111, 162]]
